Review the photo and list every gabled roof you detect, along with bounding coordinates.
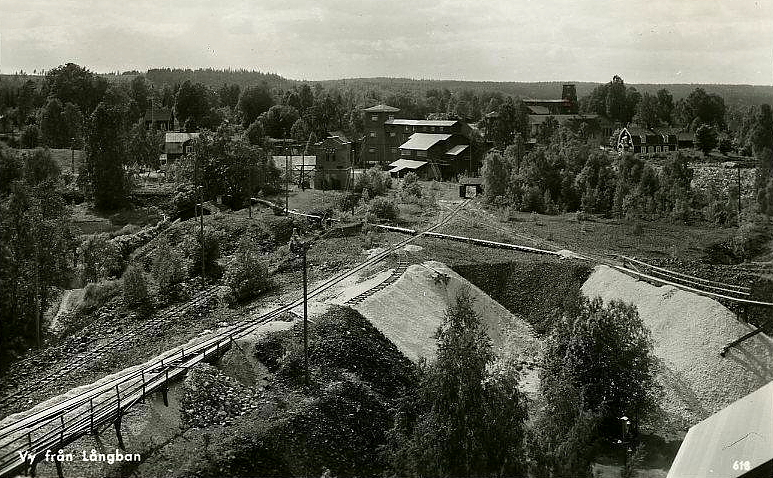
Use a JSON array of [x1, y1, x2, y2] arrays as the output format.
[[524, 99, 570, 104], [271, 155, 317, 169], [327, 131, 350, 143], [446, 144, 469, 156], [667, 380, 773, 478], [165, 132, 200, 143], [398, 133, 451, 151], [385, 119, 458, 127], [364, 104, 400, 113], [527, 105, 551, 115], [388, 159, 428, 173]]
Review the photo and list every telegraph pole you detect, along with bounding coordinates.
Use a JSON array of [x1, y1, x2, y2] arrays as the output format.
[[289, 231, 310, 386], [736, 164, 742, 225], [70, 137, 75, 175], [195, 156, 205, 283], [285, 144, 290, 215]]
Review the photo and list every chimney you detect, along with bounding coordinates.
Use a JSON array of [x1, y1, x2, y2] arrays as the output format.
[[562, 84, 578, 113]]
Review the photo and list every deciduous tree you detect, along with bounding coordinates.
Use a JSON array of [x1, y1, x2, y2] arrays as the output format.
[[387, 288, 527, 477], [238, 84, 274, 127], [82, 102, 131, 210]]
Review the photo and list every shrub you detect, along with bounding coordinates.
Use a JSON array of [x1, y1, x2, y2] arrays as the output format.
[[20, 125, 40, 149], [78, 279, 122, 314], [335, 191, 361, 213], [151, 237, 186, 298], [223, 249, 272, 302], [122, 263, 151, 314], [400, 172, 423, 200], [188, 230, 222, 278], [367, 197, 399, 221], [354, 166, 390, 196], [81, 234, 125, 282]]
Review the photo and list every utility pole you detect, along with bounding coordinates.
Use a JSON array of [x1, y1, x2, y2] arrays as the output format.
[[248, 154, 253, 219], [70, 137, 75, 175], [195, 156, 205, 283], [736, 164, 742, 225], [289, 231, 310, 386], [285, 144, 290, 215]]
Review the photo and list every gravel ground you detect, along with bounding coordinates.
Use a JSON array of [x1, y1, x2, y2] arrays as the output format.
[[582, 265, 773, 440], [353, 260, 541, 395]]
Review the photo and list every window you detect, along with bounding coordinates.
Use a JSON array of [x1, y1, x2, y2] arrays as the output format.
[[371, 115, 378, 122], [401, 149, 411, 156], [416, 150, 427, 158], [369, 147, 376, 154], [431, 127, 436, 132], [405, 126, 410, 132], [390, 132, 396, 137], [391, 148, 397, 154], [388, 115, 395, 120], [663, 145, 670, 152], [648, 146, 654, 153], [656, 146, 661, 152]]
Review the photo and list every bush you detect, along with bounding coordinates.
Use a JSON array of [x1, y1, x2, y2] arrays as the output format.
[[170, 184, 197, 219], [122, 263, 151, 314], [399, 172, 423, 201], [367, 197, 399, 221], [223, 249, 272, 302], [336, 191, 361, 213], [20, 125, 40, 149], [81, 234, 125, 282], [354, 166, 391, 196], [151, 237, 186, 298], [78, 279, 123, 314], [188, 230, 222, 278]]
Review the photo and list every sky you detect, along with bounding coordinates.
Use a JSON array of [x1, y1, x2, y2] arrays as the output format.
[[1, 0, 771, 85]]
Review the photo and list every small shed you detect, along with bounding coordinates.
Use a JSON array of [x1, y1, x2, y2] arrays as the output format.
[[459, 177, 484, 198], [667, 380, 773, 478]]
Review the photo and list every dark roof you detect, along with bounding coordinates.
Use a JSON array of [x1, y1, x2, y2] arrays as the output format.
[[145, 107, 172, 122], [364, 104, 400, 113], [527, 105, 551, 115], [528, 114, 599, 124], [667, 380, 773, 478]]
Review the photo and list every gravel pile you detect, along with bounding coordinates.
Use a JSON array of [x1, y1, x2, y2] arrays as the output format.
[[582, 265, 773, 439], [353, 261, 541, 393], [180, 364, 263, 429]]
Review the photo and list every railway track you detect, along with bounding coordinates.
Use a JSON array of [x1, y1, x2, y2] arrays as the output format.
[[345, 259, 411, 305], [0, 286, 219, 417], [0, 200, 470, 477]]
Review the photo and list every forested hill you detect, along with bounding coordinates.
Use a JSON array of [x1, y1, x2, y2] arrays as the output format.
[[318, 78, 773, 107], [144, 68, 293, 90], [2, 69, 771, 107]]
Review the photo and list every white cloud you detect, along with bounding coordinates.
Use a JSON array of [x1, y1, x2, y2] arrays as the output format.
[[0, 0, 770, 83]]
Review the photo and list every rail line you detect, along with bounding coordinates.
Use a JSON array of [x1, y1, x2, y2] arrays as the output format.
[[0, 200, 469, 477], [2, 197, 770, 476], [345, 259, 411, 305]]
